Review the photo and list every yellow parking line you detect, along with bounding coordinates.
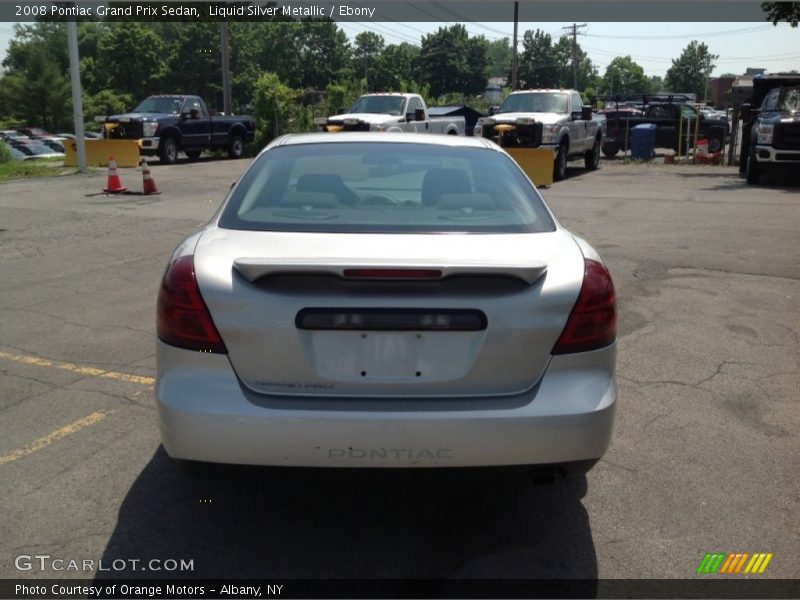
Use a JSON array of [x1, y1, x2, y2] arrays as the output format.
[[0, 350, 154, 386], [0, 411, 108, 465]]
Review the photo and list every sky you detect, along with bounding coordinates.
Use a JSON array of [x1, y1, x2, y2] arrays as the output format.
[[1, 20, 798, 78]]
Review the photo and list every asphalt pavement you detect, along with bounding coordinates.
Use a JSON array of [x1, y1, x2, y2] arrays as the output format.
[[0, 155, 797, 584]]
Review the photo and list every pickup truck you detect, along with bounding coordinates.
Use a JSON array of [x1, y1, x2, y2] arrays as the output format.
[[601, 100, 728, 157], [315, 93, 465, 135], [740, 75, 800, 185], [475, 89, 606, 181], [98, 95, 255, 164]]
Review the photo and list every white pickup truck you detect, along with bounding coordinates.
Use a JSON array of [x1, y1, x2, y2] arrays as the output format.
[[476, 89, 606, 180], [316, 93, 465, 135]]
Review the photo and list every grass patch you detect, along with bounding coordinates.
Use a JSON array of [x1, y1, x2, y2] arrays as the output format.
[[0, 160, 80, 182]]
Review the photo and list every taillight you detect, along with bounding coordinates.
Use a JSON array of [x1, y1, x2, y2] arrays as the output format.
[[157, 255, 227, 354], [552, 259, 616, 355]]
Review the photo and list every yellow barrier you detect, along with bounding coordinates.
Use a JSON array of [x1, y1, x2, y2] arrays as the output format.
[[64, 139, 141, 168], [506, 147, 555, 188]]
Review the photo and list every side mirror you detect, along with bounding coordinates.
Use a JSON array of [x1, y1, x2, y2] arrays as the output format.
[[740, 103, 752, 120], [581, 106, 593, 120], [414, 108, 426, 122], [488, 105, 499, 116]]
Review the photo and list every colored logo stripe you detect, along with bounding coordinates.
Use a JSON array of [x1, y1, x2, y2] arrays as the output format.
[[697, 552, 773, 574]]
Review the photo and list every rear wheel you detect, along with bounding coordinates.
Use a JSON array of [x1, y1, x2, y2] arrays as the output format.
[[708, 129, 724, 154], [554, 141, 568, 181], [745, 148, 760, 185], [185, 149, 202, 160], [159, 137, 178, 164], [227, 134, 244, 159], [585, 136, 601, 170], [601, 143, 619, 158]]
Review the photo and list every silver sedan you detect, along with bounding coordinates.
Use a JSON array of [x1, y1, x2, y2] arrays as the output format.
[[156, 133, 616, 477]]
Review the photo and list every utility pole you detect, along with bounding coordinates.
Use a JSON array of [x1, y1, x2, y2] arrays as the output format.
[[220, 22, 232, 114], [66, 19, 85, 172], [562, 23, 587, 89], [511, 1, 518, 90]]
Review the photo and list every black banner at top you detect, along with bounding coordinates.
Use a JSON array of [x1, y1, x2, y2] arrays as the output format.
[[0, 0, 771, 23]]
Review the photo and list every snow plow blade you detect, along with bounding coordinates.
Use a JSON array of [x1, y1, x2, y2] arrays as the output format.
[[64, 139, 141, 167], [506, 147, 555, 188]]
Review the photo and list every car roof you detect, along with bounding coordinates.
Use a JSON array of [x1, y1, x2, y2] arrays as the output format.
[[271, 132, 499, 151]]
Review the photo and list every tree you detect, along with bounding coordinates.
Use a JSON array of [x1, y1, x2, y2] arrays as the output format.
[[0, 46, 71, 130], [370, 43, 420, 92], [601, 56, 650, 96], [416, 25, 488, 97], [95, 23, 167, 98], [252, 72, 311, 148], [486, 38, 512, 78], [516, 29, 560, 89], [553, 35, 597, 90], [762, 2, 800, 26], [665, 41, 718, 101], [649, 75, 665, 93], [353, 32, 384, 91]]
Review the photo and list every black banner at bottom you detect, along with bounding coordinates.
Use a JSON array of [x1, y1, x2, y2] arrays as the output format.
[[2, 579, 800, 599]]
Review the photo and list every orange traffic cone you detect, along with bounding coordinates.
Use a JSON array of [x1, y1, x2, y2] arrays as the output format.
[[140, 158, 160, 195], [103, 156, 127, 193]]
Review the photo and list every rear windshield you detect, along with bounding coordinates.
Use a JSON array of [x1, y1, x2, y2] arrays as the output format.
[[218, 142, 556, 234]]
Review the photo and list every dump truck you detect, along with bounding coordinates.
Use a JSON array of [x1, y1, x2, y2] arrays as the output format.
[[740, 75, 800, 184], [475, 89, 605, 184]]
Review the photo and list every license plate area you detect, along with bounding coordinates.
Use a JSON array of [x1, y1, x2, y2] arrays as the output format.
[[296, 308, 486, 332]]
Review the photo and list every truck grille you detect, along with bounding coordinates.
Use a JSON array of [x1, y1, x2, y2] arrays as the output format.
[[340, 122, 370, 132], [107, 121, 143, 140], [774, 123, 800, 150]]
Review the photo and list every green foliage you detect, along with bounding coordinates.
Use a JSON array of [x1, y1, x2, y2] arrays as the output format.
[[354, 32, 384, 91], [517, 30, 560, 89], [325, 79, 364, 115], [83, 90, 133, 127], [601, 56, 650, 96], [664, 41, 718, 101], [95, 23, 168, 98], [0, 141, 13, 165], [398, 80, 434, 106], [416, 25, 488, 97], [486, 38, 512, 78], [370, 43, 419, 92], [0, 46, 71, 131], [252, 72, 312, 149], [762, 2, 800, 26]]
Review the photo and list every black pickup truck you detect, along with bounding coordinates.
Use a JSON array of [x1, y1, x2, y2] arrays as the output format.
[[99, 95, 255, 164], [601, 99, 728, 157], [740, 75, 800, 184]]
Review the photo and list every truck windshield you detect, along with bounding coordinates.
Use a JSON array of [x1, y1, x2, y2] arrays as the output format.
[[347, 96, 406, 116], [133, 97, 184, 114], [766, 87, 800, 112], [498, 93, 569, 114]]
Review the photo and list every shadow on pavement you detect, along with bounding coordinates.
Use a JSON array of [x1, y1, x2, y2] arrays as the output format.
[[95, 447, 598, 583]]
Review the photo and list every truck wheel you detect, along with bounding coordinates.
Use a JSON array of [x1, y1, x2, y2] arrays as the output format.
[[601, 143, 619, 158], [159, 137, 178, 164], [185, 150, 202, 160], [745, 148, 760, 185], [554, 141, 568, 181], [708, 133, 724, 154], [228, 134, 244, 159], [585, 137, 601, 170]]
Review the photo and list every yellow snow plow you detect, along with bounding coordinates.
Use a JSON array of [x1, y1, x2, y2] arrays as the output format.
[[477, 121, 555, 187], [63, 138, 140, 168]]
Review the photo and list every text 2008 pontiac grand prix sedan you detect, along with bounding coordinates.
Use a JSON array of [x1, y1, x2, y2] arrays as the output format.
[[156, 133, 616, 477]]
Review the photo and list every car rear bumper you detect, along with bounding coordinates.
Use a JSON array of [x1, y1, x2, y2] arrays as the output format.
[[156, 340, 616, 468]]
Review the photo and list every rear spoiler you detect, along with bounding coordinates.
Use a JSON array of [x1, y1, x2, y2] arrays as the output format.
[[233, 258, 547, 285]]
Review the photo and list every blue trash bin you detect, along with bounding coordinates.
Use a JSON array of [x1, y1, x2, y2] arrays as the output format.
[[631, 123, 657, 160]]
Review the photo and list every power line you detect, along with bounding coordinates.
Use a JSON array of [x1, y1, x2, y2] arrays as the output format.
[[583, 25, 772, 40]]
